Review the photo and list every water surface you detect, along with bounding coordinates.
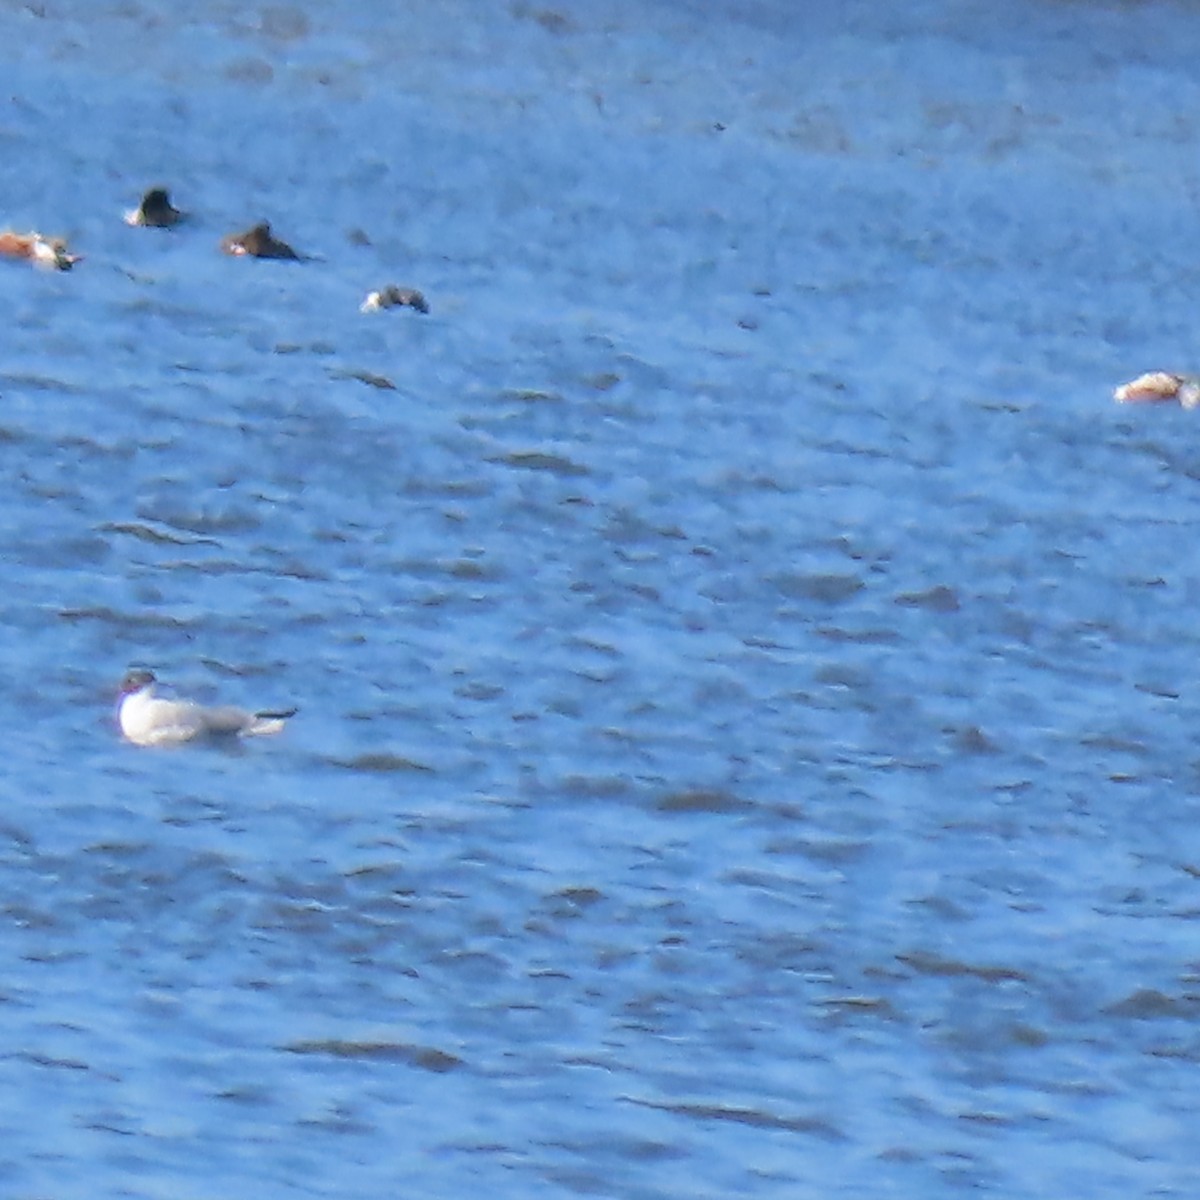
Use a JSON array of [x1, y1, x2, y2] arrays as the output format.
[[1, 1, 1198, 1196]]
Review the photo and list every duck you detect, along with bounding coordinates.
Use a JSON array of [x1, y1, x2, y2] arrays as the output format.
[[0, 230, 82, 271], [220, 220, 301, 260], [361, 284, 429, 314], [117, 669, 297, 747], [125, 187, 185, 228], [1114, 372, 1200, 409]]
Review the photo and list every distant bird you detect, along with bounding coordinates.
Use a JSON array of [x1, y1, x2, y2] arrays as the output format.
[[0, 230, 81, 270], [125, 187, 185, 228], [360, 284, 429, 314], [220, 220, 301, 260], [117, 669, 297, 747], [1114, 371, 1200, 409]]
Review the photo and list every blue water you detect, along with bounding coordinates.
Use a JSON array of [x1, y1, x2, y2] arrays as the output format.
[[2, 0, 1200, 1195]]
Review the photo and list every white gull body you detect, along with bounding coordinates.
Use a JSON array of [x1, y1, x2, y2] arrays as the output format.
[[117, 669, 296, 747]]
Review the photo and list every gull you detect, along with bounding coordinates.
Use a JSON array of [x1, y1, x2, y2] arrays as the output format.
[[117, 669, 297, 747]]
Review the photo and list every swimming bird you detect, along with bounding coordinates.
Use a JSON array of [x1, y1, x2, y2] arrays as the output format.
[[1114, 371, 1200, 409], [0, 230, 82, 270], [220, 220, 301, 260], [125, 187, 185, 228], [117, 669, 297, 746], [361, 284, 429, 314]]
